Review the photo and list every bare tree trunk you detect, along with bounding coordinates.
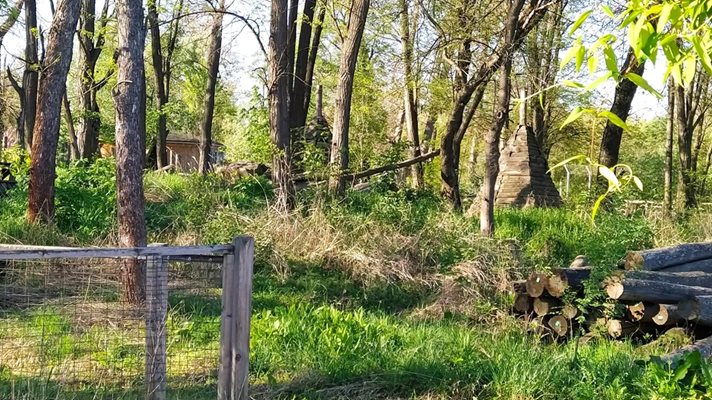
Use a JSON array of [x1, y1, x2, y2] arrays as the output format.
[[147, 0, 183, 169], [62, 92, 80, 161], [27, 0, 80, 222], [329, 0, 370, 197], [598, 48, 645, 167], [302, 4, 325, 119], [6, 69, 24, 147], [285, 0, 298, 93], [0, 0, 24, 49], [113, 0, 147, 304], [400, 0, 422, 189], [76, 0, 110, 160], [480, 57, 512, 237], [269, 0, 294, 210], [664, 77, 674, 211], [199, 0, 225, 175], [23, 0, 38, 150], [288, 0, 316, 130], [676, 82, 696, 209]]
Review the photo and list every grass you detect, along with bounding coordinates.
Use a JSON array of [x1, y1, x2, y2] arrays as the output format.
[[2, 165, 712, 398]]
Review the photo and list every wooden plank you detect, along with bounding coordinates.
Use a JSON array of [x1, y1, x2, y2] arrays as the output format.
[[0, 244, 234, 260], [218, 253, 236, 400], [231, 236, 254, 400], [145, 256, 168, 400]]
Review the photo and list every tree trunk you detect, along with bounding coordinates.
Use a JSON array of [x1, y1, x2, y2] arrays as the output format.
[[113, 0, 147, 304], [269, 0, 294, 210], [62, 92, 80, 161], [199, 1, 225, 175], [598, 47, 645, 167], [329, 0, 370, 197], [663, 77, 674, 211], [23, 0, 38, 150], [288, 0, 317, 130], [147, 0, 183, 169], [6, 68, 25, 147], [302, 4, 326, 120], [76, 0, 109, 160], [606, 279, 712, 303], [0, 0, 24, 49], [400, 0, 423, 189], [676, 82, 697, 208], [27, 0, 80, 222], [285, 0, 298, 94], [624, 242, 712, 271], [147, 0, 168, 169], [480, 58, 512, 237]]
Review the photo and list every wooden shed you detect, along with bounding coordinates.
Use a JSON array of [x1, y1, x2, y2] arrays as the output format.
[[100, 135, 225, 172], [494, 123, 562, 207]]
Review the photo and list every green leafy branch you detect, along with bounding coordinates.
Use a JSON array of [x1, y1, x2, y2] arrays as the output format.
[[549, 155, 643, 224]]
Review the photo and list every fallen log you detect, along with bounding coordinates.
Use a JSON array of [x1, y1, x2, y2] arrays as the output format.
[[658, 335, 712, 366], [605, 279, 712, 303], [514, 294, 533, 313], [623, 242, 712, 271], [621, 270, 712, 288], [640, 304, 682, 326], [547, 315, 569, 337], [626, 302, 646, 321], [569, 255, 589, 269], [533, 297, 561, 316], [545, 267, 591, 297], [678, 295, 712, 325], [562, 303, 578, 319], [659, 259, 712, 273], [526, 272, 548, 298], [607, 319, 640, 338]]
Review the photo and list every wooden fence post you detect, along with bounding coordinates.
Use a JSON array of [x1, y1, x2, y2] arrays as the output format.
[[218, 236, 254, 400], [218, 252, 235, 400], [145, 255, 168, 400]]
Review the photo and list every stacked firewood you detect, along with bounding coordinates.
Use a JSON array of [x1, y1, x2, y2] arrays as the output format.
[[513, 243, 712, 362]]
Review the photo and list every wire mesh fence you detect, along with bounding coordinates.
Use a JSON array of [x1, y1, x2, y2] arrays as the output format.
[[0, 240, 253, 400]]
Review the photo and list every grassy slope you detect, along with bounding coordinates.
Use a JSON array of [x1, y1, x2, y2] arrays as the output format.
[[1, 166, 712, 399]]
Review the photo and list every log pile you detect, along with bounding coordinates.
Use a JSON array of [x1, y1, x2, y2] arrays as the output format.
[[512, 243, 712, 363]]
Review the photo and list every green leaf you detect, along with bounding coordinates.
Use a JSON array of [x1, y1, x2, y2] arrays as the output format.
[[692, 36, 712, 75], [682, 56, 697, 87], [633, 176, 643, 191], [603, 46, 619, 75], [560, 107, 586, 130], [575, 45, 586, 73], [586, 72, 614, 90], [570, 10, 593, 35], [588, 52, 598, 74], [591, 193, 607, 224], [560, 43, 580, 69], [656, 3, 674, 32], [601, 5, 615, 18], [599, 110, 630, 131], [562, 80, 585, 89], [599, 165, 621, 190], [547, 154, 588, 173], [624, 72, 663, 98]]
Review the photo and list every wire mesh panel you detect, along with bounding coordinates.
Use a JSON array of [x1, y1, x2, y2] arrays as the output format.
[[0, 252, 227, 400]]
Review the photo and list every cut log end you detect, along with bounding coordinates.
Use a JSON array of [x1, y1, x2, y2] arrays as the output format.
[[526, 272, 548, 298], [569, 255, 589, 269], [548, 315, 568, 337], [533, 297, 561, 316], [562, 304, 578, 319], [624, 251, 644, 270], [514, 293, 532, 313], [648, 304, 669, 326], [546, 270, 568, 297], [627, 302, 645, 321], [605, 281, 625, 300]]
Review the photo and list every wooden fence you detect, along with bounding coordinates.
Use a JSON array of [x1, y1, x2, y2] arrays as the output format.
[[0, 236, 254, 400]]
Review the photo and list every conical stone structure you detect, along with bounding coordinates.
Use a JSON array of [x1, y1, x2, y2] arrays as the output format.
[[494, 124, 562, 207]]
